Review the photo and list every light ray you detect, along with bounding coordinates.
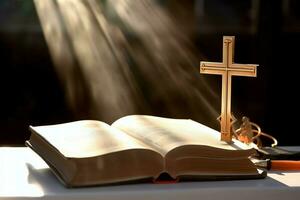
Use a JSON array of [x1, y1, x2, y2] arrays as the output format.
[[34, 0, 219, 126]]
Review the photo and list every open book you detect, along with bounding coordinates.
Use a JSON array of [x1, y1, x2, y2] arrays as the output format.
[[26, 115, 266, 187]]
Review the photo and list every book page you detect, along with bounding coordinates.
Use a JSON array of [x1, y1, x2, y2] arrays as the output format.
[[112, 115, 252, 156], [30, 120, 156, 158]]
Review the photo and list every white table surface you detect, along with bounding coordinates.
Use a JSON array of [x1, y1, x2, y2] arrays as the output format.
[[1, 147, 300, 200]]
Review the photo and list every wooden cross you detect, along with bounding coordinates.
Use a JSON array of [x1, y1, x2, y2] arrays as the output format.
[[200, 36, 258, 142]]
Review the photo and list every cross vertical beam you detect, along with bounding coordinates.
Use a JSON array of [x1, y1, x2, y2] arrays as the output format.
[[200, 36, 258, 142]]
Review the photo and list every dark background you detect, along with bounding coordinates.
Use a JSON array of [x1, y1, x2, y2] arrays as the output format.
[[0, 0, 299, 145]]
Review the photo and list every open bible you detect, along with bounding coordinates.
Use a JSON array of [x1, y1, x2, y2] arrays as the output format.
[[26, 115, 265, 187]]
